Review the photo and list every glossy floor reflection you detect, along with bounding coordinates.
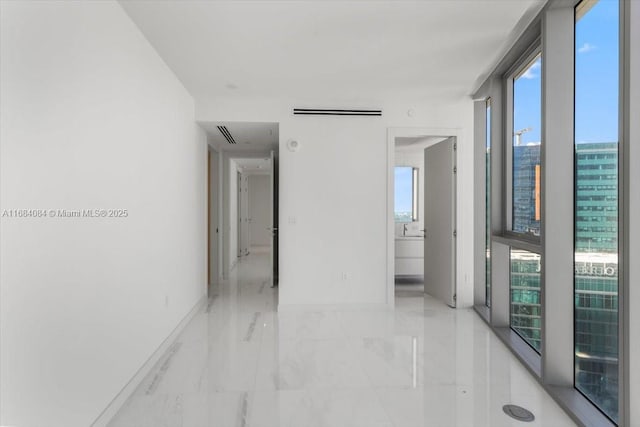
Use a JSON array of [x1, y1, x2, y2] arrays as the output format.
[[108, 252, 576, 427]]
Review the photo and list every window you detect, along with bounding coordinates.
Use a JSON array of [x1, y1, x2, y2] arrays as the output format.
[[486, 98, 492, 306], [511, 53, 542, 238], [510, 249, 542, 352], [507, 49, 543, 353], [574, 0, 619, 422], [471, 0, 630, 425], [394, 166, 418, 222]]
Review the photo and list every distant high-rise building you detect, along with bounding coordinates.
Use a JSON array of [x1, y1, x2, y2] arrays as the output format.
[[575, 142, 618, 252], [513, 144, 541, 236]]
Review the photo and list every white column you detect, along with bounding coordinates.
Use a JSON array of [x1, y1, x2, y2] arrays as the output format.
[[540, 5, 574, 386], [473, 100, 488, 308]]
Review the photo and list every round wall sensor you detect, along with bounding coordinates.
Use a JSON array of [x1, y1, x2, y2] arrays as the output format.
[[287, 139, 300, 152]]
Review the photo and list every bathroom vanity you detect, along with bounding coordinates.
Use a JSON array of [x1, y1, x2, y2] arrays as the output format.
[[394, 236, 424, 276]]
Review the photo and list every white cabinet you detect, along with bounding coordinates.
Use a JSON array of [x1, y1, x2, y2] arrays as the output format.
[[395, 237, 424, 276]]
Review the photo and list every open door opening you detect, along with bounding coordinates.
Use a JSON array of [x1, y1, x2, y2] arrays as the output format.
[[199, 121, 279, 299], [393, 139, 427, 296], [388, 131, 457, 308], [270, 150, 279, 287]]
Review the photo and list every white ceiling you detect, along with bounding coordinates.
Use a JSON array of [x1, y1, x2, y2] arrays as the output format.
[[395, 135, 447, 151], [200, 121, 278, 152], [232, 157, 272, 174], [119, 0, 544, 104]]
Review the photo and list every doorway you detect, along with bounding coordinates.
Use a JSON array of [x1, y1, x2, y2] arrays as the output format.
[[200, 121, 280, 290], [231, 155, 279, 285], [387, 128, 458, 308], [237, 170, 244, 258]]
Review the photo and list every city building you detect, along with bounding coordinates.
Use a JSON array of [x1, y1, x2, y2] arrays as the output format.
[[512, 143, 542, 236]]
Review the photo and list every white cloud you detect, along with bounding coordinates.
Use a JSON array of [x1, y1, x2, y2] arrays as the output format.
[[578, 42, 596, 54], [521, 60, 541, 80]]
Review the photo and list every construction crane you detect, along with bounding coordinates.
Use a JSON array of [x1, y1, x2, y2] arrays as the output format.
[[514, 127, 532, 146]]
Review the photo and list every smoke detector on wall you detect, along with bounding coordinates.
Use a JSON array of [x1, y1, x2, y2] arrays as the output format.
[[287, 139, 300, 152]]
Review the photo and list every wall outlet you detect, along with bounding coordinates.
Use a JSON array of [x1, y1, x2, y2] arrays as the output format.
[[288, 216, 296, 224], [341, 272, 348, 280]]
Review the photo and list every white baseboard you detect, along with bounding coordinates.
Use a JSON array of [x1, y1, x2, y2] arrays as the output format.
[[277, 302, 391, 312], [90, 295, 207, 427]]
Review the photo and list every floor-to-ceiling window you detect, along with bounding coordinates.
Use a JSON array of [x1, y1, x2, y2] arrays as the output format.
[[510, 52, 543, 352], [473, 0, 632, 424], [574, 0, 620, 422]]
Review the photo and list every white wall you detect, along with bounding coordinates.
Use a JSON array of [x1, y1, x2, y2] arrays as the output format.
[[248, 174, 271, 247], [239, 173, 250, 256], [0, 2, 206, 426], [280, 118, 387, 305], [208, 148, 221, 287], [196, 96, 475, 308], [225, 158, 239, 274], [394, 149, 425, 237]]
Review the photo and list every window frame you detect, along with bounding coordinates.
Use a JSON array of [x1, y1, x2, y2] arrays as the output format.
[[573, 0, 623, 423], [503, 42, 543, 246], [485, 97, 492, 307], [471, 0, 632, 425]]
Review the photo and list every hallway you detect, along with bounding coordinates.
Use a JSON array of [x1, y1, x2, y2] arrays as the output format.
[[108, 253, 575, 427]]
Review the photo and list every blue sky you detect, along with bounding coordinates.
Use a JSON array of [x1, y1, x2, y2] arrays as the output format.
[[395, 167, 413, 213], [575, 0, 619, 143], [514, 0, 619, 145]]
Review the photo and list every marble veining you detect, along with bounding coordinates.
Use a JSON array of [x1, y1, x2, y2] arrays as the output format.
[[205, 295, 218, 313], [238, 391, 249, 427], [258, 280, 269, 294], [244, 312, 261, 342], [145, 342, 182, 396], [108, 252, 577, 427]]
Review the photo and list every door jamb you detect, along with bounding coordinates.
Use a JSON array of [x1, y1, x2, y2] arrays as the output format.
[[207, 147, 211, 293]]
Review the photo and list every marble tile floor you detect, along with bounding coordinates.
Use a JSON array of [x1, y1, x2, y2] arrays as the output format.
[[108, 253, 576, 427]]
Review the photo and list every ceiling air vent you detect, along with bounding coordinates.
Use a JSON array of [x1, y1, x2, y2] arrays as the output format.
[[293, 108, 382, 117], [217, 126, 236, 144]]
